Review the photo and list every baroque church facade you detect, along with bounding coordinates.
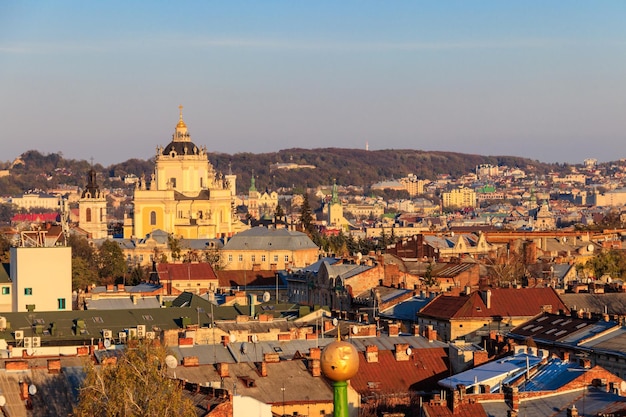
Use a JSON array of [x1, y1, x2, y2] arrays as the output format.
[[123, 106, 247, 240]]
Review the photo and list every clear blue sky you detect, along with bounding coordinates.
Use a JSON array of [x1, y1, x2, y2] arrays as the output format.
[[2, 1, 626, 166]]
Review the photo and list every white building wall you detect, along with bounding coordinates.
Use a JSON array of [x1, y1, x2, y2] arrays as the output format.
[[10, 247, 72, 312]]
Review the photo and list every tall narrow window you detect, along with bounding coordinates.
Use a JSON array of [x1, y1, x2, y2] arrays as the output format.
[[150, 211, 157, 225], [58, 298, 66, 310], [170, 178, 177, 188], [86, 208, 92, 222], [100, 208, 104, 221]]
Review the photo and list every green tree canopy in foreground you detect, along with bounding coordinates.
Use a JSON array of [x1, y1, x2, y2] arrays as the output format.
[[74, 341, 196, 417]]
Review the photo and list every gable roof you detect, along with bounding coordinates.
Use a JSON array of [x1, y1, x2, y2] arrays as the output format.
[[156, 263, 217, 281], [419, 287, 567, 320]]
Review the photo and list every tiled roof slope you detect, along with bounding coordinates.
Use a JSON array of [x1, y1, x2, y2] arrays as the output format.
[[157, 263, 217, 280], [420, 287, 567, 320], [349, 348, 449, 397]]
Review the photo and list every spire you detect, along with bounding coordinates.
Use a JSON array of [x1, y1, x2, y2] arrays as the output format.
[[331, 179, 339, 205], [172, 104, 191, 142], [249, 170, 257, 192], [176, 104, 187, 129], [81, 162, 100, 199]]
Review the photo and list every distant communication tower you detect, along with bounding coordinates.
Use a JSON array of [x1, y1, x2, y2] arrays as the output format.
[[365, 141, 369, 151]]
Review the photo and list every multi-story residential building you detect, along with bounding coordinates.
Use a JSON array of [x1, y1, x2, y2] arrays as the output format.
[[442, 187, 477, 210]]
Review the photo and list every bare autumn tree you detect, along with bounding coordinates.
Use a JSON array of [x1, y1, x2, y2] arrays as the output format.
[[73, 341, 196, 417], [486, 245, 527, 287]]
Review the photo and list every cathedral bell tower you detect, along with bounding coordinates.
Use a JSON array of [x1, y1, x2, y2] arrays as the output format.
[[79, 166, 108, 239]]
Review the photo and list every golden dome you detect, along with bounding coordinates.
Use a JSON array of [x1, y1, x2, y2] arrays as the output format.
[[176, 104, 187, 128], [320, 340, 359, 381]]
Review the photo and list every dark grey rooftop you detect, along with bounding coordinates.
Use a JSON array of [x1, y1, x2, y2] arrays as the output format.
[[223, 226, 318, 251]]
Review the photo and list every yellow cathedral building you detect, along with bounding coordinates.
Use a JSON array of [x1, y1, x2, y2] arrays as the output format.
[[123, 106, 247, 240]]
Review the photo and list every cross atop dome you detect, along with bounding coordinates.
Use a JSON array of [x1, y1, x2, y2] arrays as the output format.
[[176, 104, 187, 129]]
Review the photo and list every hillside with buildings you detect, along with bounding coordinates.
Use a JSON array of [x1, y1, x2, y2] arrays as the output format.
[[3, 109, 626, 416]]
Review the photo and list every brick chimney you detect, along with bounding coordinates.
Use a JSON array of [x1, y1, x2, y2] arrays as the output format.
[[257, 361, 267, 377], [264, 352, 280, 363], [388, 322, 400, 337], [217, 362, 229, 378], [309, 347, 321, 360], [309, 359, 321, 377], [412, 324, 420, 336], [365, 345, 379, 363], [425, 325, 438, 342], [567, 405, 579, 417], [394, 343, 411, 361], [473, 350, 489, 367]]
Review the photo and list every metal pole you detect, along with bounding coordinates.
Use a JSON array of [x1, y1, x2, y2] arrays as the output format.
[[281, 382, 286, 417]]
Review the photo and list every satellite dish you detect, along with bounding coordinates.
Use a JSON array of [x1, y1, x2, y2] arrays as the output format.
[[229, 334, 237, 344], [406, 347, 413, 356], [251, 334, 259, 343], [26, 348, 33, 356], [332, 318, 338, 327], [587, 244, 594, 252], [352, 326, 358, 335], [165, 355, 178, 369], [262, 292, 271, 303], [103, 339, 112, 349], [28, 384, 37, 396], [0, 395, 5, 406]]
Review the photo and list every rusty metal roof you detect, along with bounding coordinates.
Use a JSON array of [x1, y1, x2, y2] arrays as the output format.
[[419, 287, 568, 320]]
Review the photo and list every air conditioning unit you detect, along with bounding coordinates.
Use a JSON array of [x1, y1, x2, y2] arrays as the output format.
[[128, 328, 137, 339], [23, 337, 32, 349], [137, 325, 146, 338], [102, 329, 113, 339], [14, 330, 24, 340], [32, 336, 41, 348], [145, 331, 155, 340], [118, 332, 127, 342]]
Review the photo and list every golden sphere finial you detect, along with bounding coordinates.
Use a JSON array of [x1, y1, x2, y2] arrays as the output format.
[[320, 340, 359, 381]]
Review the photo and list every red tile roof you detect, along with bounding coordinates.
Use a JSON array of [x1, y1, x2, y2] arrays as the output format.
[[349, 348, 449, 397], [156, 263, 217, 281], [216, 270, 277, 288], [420, 287, 567, 320], [11, 213, 59, 223], [423, 402, 488, 417]]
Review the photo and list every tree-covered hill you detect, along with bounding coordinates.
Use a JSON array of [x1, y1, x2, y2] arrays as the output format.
[[1, 148, 564, 196]]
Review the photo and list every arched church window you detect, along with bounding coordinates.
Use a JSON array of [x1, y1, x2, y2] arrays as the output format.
[[150, 211, 157, 225], [86, 208, 92, 222]]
